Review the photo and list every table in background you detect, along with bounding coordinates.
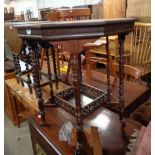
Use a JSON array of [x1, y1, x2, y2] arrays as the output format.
[[28, 106, 141, 155]]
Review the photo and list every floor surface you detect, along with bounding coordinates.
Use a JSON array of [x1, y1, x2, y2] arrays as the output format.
[[4, 115, 33, 155]]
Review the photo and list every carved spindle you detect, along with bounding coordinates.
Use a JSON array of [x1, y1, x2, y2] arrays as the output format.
[[70, 54, 86, 154], [78, 53, 82, 82], [36, 47, 42, 81], [12, 54, 20, 83], [23, 47, 32, 93], [29, 47, 38, 97], [51, 45, 58, 89], [29, 41, 46, 126], [106, 36, 111, 103], [118, 33, 126, 126], [16, 56, 24, 86], [56, 45, 61, 77], [45, 46, 56, 106]]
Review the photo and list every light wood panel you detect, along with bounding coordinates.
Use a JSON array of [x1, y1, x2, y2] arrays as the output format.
[[103, 0, 126, 18]]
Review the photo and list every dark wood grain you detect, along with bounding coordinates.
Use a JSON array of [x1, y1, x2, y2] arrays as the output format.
[[84, 70, 150, 116], [9, 18, 137, 43], [28, 107, 141, 155]]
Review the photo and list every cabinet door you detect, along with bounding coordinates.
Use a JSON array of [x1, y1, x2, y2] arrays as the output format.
[[103, 0, 126, 18]]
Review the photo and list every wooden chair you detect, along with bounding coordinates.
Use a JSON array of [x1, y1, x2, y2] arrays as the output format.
[[110, 63, 142, 101], [58, 8, 91, 20], [128, 22, 151, 76], [112, 63, 141, 82], [83, 38, 107, 84], [89, 35, 131, 65], [47, 11, 59, 21], [50, 8, 92, 81], [40, 11, 60, 70]]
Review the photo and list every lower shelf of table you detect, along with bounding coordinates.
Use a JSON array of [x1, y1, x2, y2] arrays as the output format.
[[55, 83, 107, 118]]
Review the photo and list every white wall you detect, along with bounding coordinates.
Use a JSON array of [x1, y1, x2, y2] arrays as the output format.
[[5, 0, 102, 18], [37, 0, 101, 9], [5, 0, 39, 18]]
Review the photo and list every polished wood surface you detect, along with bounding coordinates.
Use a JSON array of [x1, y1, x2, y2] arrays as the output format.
[[12, 18, 136, 44], [5, 77, 70, 112], [29, 106, 141, 155], [83, 70, 149, 115]]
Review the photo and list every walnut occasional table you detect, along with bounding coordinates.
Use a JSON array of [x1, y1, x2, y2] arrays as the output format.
[[11, 18, 137, 154]]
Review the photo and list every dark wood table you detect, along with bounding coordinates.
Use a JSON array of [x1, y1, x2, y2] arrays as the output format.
[[11, 18, 137, 118], [28, 107, 141, 155], [5, 71, 149, 126], [10, 18, 137, 153]]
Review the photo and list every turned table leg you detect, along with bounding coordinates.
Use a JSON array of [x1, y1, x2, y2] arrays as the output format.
[[51, 45, 59, 89], [70, 53, 89, 154], [16, 56, 24, 87], [85, 49, 92, 85], [27, 41, 46, 126], [118, 33, 126, 126], [12, 54, 20, 83], [22, 47, 32, 94], [45, 46, 56, 106], [106, 36, 111, 104]]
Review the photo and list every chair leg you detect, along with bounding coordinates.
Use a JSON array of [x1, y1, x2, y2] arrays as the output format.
[[85, 49, 92, 84], [40, 48, 45, 69], [56, 46, 61, 77]]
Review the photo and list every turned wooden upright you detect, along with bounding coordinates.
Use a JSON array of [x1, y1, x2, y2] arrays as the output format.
[[10, 18, 137, 154]]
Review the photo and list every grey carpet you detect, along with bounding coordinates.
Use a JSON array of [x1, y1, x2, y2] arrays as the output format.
[[4, 115, 33, 155]]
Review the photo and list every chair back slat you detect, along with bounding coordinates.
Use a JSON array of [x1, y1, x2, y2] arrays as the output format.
[[129, 22, 151, 75], [58, 8, 91, 20], [112, 63, 141, 81], [47, 11, 59, 21]]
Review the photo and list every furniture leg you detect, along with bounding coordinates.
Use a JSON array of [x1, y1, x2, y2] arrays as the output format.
[[106, 36, 111, 103], [51, 45, 58, 89], [16, 56, 24, 87], [70, 54, 90, 155], [12, 96, 20, 128], [85, 49, 91, 85], [65, 58, 71, 82], [56, 45, 60, 77], [12, 54, 20, 83], [45, 46, 56, 106], [118, 33, 126, 126], [23, 47, 33, 94], [78, 53, 82, 82], [28, 41, 46, 126], [40, 48, 45, 70]]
